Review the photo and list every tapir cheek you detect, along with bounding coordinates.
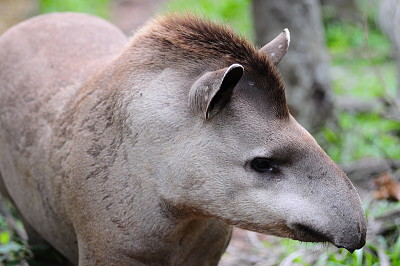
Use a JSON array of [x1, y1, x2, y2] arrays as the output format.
[[235, 190, 312, 223], [271, 194, 324, 222]]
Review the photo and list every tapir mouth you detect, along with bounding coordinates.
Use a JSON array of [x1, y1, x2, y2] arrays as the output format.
[[291, 223, 331, 243], [290, 223, 365, 252]]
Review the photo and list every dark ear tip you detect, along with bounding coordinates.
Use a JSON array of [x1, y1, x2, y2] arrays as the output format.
[[221, 63, 244, 90], [223, 63, 244, 81], [227, 63, 244, 74]]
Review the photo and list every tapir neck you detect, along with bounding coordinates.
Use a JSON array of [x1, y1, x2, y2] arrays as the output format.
[[55, 48, 233, 265], [126, 209, 232, 265]]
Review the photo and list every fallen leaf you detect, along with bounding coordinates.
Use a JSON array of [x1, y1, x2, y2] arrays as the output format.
[[373, 172, 400, 201]]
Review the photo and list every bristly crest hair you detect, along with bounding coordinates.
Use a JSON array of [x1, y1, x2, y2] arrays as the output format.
[[129, 14, 289, 119]]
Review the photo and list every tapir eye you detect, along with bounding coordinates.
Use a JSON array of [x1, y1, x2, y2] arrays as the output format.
[[250, 158, 280, 174]]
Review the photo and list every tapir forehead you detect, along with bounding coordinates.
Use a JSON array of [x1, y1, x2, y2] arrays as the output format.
[[215, 95, 318, 157], [228, 73, 289, 122]]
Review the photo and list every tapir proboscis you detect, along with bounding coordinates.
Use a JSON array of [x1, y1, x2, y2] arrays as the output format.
[[0, 13, 367, 265]]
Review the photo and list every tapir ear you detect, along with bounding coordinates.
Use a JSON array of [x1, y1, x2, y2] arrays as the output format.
[[259, 28, 290, 65], [189, 64, 244, 120]]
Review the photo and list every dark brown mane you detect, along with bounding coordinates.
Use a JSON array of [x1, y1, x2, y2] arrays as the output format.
[[130, 14, 289, 118]]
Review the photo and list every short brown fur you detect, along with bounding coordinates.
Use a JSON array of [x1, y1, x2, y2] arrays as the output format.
[[129, 15, 289, 118]]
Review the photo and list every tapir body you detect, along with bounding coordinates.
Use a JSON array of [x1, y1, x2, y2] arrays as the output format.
[[0, 13, 366, 265]]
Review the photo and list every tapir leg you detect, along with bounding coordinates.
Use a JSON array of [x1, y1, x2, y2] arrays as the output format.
[[0, 171, 11, 200], [0, 171, 70, 265]]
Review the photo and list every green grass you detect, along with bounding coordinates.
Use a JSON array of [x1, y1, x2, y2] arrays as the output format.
[[274, 201, 400, 266]]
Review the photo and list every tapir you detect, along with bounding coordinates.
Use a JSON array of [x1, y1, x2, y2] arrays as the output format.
[[0, 13, 366, 265]]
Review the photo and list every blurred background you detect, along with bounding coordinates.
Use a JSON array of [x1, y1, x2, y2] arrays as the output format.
[[0, 0, 400, 265]]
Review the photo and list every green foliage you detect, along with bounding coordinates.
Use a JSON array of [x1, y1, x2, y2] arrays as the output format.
[[0, 212, 30, 265], [39, 0, 110, 19], [163, 0, 253, 38], [326, 23, 365, 54], [331, 63, 396, 99], [317, 10, 400, 164], [325, 22, 392, 64], [315, 11, 400, 263], [318, 112, 400, 163]]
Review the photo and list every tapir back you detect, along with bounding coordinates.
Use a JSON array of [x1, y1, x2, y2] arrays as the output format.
[[0, 13, 127, 261], [0, 12, 127, 117]]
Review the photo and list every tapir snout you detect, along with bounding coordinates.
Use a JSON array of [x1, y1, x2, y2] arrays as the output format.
[[288, 175, 367, 252], [278, 123, 367, 252]]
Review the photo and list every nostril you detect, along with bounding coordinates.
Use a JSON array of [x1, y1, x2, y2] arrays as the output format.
[[357, 217, 367, 249], [357, 233, 366, 249]]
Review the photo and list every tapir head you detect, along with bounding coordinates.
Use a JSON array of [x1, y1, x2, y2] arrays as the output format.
[[156, 25, 367, 252]]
